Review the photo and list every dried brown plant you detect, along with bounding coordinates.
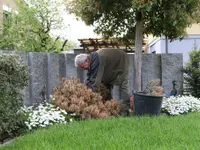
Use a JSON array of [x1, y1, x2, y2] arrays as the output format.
[[52, 77, 120, 119], [143, 79, 163, 96]]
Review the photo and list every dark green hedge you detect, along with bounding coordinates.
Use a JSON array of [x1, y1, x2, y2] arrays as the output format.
[[183, 47, 200, 98], [0, 54, 28, 141]]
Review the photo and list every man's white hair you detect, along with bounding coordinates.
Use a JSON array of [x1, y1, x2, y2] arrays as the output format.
[[74, 53, 89, 67]]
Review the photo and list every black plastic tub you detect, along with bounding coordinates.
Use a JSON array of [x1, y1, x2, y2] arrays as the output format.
[[134, 92, 163, 116]]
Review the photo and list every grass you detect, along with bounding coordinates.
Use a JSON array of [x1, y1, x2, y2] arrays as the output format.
[[1, 113, 200, 150]]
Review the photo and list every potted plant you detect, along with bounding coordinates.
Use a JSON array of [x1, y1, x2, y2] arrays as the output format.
[[134, 79, 163, 116]]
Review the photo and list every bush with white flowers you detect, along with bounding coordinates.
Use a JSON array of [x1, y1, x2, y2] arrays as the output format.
[[22, 103, 77, 130], [162, 95, 200, 115]]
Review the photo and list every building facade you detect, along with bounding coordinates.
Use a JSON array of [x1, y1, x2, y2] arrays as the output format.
[[147, 24, 200, 64], [0, 0, 17, 32]]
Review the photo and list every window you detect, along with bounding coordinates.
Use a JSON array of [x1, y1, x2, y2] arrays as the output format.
[[2, 4, 12, 33], [3, 11, 10, 22], [3, 4, 12, 13], [2, 11, 12, 34]]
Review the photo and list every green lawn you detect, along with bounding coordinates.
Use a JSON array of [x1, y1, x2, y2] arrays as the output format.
[[1, 113, 200, 150]]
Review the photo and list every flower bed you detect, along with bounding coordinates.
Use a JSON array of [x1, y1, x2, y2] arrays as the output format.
[[22, 102, 77, 130], [162, 95, 200, 115], [20, 95, 200, 131]]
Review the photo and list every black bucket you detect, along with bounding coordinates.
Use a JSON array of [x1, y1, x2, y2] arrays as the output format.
[[134, 92, 163, 116]]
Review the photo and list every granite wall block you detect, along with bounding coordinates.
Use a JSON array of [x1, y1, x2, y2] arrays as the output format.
[[161, 54, 183, 96], [128, 54, 134, 95], [142, 54, 161, 90], [13, 51, 30, 106], [0, 50, 184, 105], [65, 54, 78, 79], [59, 53, 66, 79], [47, 53, 60, 100], [29, 52, 48, 105]]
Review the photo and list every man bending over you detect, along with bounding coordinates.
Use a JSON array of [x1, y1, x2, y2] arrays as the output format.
[[74, 48, 130, 116]]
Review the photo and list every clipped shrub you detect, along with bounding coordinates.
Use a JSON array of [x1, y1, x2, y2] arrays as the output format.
[[52, 78, 120, 119], [183, 46, 200, 98], [0, 54, 28, 141]]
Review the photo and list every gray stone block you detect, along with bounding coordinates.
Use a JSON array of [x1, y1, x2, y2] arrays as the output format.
[[59, 54, 66, 79], [65, 53, 85, 82], [77, 68, 85, 83], [142, 54, 161, 91], [74, 48, 84, 54], [0, 50, 13, 54], [128, 54, 134, 95], [47, 53, 60, 100], [29, 52, 48, 105], [161, 54, 183, 96], [65, 54, 78, 79], [0, 50, 184, 105], [13, 51, 30, 106], [83, 70, 87, 82]]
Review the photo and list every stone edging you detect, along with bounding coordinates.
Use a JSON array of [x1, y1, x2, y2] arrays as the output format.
[[0, 138, 14, 147]]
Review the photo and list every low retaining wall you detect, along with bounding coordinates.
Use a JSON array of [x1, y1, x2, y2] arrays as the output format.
[[0, 50, 183, 106]]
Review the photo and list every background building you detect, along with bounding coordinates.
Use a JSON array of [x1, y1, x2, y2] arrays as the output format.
[[0, 0, 18, 33], [147, 24, 200, 65]]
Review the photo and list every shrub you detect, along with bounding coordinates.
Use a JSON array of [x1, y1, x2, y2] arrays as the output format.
[[52, 78, 120, 119], [22, 102, 77, 130], [162, 95, 200, 115], [182, 46, 200, 98], [0, 54, 28, 141]]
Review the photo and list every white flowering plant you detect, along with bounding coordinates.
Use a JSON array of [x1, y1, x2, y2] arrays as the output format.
[[162, 95, 200, 115], [22, 102, 77, 130]]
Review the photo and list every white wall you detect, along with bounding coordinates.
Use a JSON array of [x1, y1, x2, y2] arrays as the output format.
[[148, 35, 200, 65], [148, 38, 162, 53]]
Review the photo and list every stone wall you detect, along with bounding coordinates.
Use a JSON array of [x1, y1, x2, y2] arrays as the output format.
[[0, 50, 183, 106]]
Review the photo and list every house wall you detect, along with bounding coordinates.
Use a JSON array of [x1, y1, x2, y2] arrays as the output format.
[[146, 24, 200, 44], [0, 0, 17, 32], [186, 24, 200, 34], [0, 50, 183, 106], [148, 35, 200, 64]]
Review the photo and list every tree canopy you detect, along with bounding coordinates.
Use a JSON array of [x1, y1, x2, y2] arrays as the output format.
[[0, 0, 74, 52], [66, 0, 200, 40], [66, 0, 200, 91]]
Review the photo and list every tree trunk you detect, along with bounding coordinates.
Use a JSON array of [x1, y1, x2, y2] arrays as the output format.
[[134, 20, 144, 92]]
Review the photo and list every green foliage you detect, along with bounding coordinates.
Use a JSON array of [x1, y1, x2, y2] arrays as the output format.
[[0, 54, 28, 141], [66, 0, 200, 40], [0, 0, 67, 53], [66, 0, 200, 91], [64, 41, 77, 51], [183, 46, 200, 98], [55, 39, 77, 52]]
